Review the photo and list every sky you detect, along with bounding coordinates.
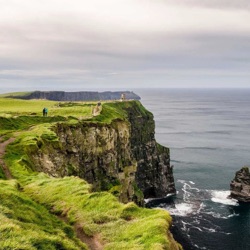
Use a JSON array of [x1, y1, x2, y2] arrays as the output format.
[[0, 0, 250, 92]]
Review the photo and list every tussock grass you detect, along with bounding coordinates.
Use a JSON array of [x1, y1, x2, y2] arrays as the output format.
[[22, 174, 179, 250], [0, 179, 87, 250]]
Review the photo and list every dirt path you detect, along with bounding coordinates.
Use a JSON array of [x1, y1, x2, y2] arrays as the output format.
[[58, 215, 103, 250], [74, 223, 103, 250], [0, 137, 15, 179]]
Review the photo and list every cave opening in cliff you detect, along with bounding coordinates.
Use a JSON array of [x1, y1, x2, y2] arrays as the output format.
[[143, 187, 156, 198]]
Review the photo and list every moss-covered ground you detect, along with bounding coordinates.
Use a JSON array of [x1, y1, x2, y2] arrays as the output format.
[[0, 97, 181, 250]]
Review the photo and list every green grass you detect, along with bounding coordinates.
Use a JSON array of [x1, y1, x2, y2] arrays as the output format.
[[0, 179, 87, 250], [0, 97, 145, 125], [0, 91, 32, 98], [0, 97, 93, 119], [0, 165, 6, 179], [22, 174, 180, 250]]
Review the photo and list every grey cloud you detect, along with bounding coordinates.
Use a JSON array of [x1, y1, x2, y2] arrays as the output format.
[[0, 0, 249, 90]]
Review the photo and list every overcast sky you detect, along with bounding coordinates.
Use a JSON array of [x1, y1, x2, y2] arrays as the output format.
[[0, 0, 249, 92]]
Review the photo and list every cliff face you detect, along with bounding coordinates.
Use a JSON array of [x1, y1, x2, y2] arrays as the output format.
[[32, 120, 138, 204], [124, 104, 176, 198], [28, 101, 175, 204], [230, 167, 250, 202]]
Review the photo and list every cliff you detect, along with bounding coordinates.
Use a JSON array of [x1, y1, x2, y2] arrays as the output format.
[[0, 96, 181, 249], [230, 167, 250, 202], [124, 103, 176, 198], [3, 90, 140, 101], [25, 101, 175, 204]]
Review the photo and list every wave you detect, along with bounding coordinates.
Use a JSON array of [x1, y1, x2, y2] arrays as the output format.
[[204, 211, 239, 219], [210, 190, 239, 206], [167, 203, 197, 217], [172, 181, 240, 217]]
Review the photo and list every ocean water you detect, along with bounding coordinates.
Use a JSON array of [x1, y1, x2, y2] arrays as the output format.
[[137, 89, 250, 250]]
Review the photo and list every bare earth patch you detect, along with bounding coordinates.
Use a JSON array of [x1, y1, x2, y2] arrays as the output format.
[[74, 223, 103, 250], [58, 214, 104, 250], [0, 137, 15, 179]]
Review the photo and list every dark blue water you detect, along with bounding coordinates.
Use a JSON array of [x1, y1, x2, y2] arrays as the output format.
[[137, 89, 250, 250]]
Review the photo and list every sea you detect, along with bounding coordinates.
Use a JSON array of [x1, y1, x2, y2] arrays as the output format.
[[136, 89, 250, 250]]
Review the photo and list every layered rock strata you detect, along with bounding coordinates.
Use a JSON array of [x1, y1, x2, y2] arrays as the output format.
[[230, 167, 250, 202]]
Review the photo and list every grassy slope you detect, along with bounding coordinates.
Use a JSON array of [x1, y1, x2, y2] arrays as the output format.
[[0, 180, 87, 250], [23, 174, 177, 250], [0, 97, 181, 250]]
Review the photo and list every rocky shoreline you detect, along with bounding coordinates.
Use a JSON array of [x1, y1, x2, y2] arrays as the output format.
[[230, 167, 250, 202]]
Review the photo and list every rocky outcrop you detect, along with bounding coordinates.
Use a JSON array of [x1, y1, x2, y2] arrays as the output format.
[[31, 120, 139, 204], [230, 167, 250, 202], [27, 101, 175, 204], [124, 104, 176, 198], [6, 91, 140, 101]]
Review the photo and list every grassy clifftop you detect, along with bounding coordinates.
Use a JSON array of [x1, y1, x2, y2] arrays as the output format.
[[0, 97, 181, 250]]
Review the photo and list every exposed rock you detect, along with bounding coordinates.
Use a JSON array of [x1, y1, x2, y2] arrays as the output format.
[[27, 101, 176, 204], [124, 104, 176, 198], [6, 91, 140, 101], [230, 167, 250, 202]]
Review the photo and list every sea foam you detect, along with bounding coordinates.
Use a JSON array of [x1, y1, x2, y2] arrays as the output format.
[[211, 190, 239, 206]]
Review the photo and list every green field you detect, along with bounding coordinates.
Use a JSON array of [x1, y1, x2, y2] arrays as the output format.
[[0, 97, 93, 118]]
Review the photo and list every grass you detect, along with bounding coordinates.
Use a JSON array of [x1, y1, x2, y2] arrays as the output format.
[[88, 100, 150, 125], [0, 165, 6, 179], [22, 174, 180, 250], [0, 97, 93, 119], [0, 91, 32, 98], [0, 97, 181, 250], [0, 179, 87, 250]]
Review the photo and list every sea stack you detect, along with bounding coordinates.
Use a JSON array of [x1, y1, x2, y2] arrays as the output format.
[[230, 167, 250, 202]]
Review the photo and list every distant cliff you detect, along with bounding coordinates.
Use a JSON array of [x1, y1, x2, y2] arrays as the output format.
[[5, 91, 140, 101]]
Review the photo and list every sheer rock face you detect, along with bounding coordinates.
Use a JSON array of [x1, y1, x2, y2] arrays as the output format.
[[230, 167, 250, 202], [32, 121, 138, 204], [124, 105, 176, 198], [29, 102, 176, 204]]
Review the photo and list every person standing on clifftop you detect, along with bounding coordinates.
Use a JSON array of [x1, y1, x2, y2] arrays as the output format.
[[43, 108, 48, 117], [42, 108, 46, 117]]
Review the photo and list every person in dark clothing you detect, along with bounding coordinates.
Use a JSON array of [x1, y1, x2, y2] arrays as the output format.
[[42, 108, 46, 117]]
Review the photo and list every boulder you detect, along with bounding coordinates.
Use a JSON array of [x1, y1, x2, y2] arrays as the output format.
[[230, 167, 250, 202]]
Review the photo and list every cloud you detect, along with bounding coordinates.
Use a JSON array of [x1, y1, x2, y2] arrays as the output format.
[[0, 0, 249, 89]]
